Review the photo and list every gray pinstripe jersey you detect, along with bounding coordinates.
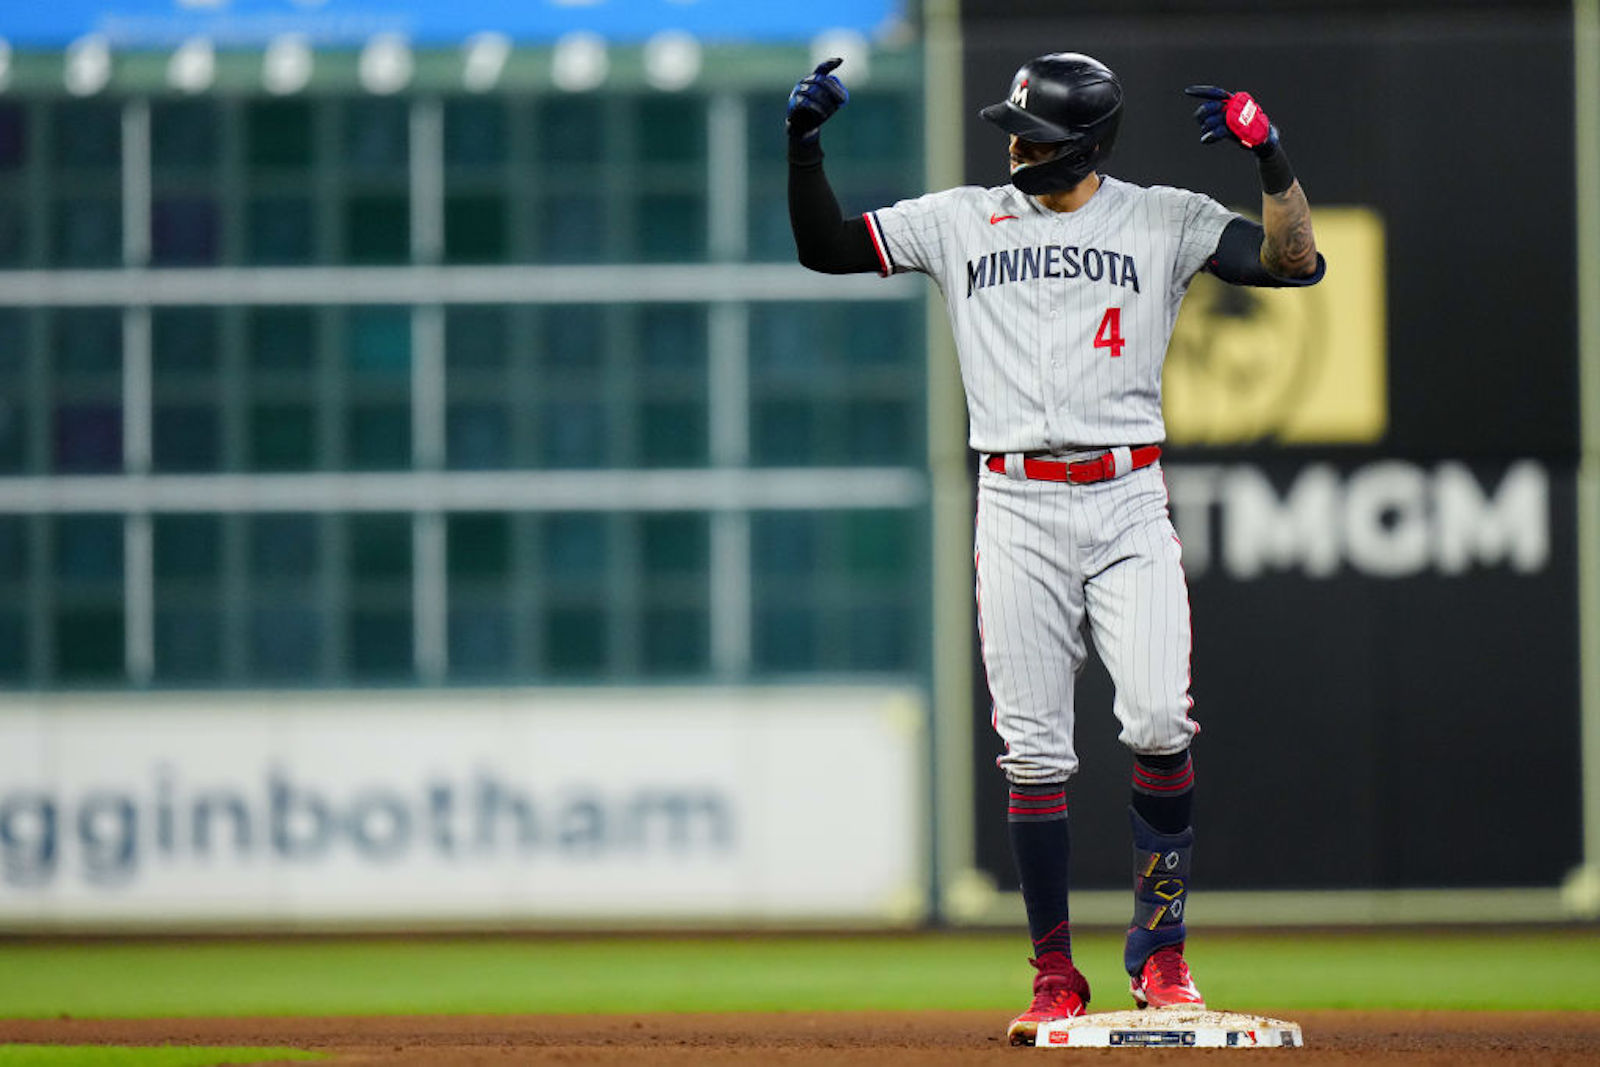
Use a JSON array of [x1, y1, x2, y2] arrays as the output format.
[[865, 177, 1237, 452]]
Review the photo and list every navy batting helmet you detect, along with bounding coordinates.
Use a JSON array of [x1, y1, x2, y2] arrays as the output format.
[[980, 53, 1123, 194]]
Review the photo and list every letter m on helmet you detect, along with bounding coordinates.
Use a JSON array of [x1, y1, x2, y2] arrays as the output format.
[[1010, 78, 1030, 109]]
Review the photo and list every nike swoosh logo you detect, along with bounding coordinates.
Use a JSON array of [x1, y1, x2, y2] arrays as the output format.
[[989, 213, 1018, 224]]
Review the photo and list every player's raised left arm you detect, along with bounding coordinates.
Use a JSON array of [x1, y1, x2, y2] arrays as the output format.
[[1185, 85, 1321, 280]]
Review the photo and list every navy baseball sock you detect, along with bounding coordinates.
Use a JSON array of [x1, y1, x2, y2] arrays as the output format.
[[1130, 749, 1193, 835], [1006, 781, 1074, 962]]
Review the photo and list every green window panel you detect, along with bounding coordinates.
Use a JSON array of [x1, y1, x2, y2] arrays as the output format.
[[642, 606, 708, 673], [249, 514, 319, 579], [444, 193, 508, 263], [750, 397, 814, 467], [542, 604, 607, 676], [153, 307, 220, 373], [745, 187, 792, 262], [249, 403, 317, 470], [154, 514, 222, 580], [447, 513, 510, 578], [342, 98, 409, 172], [637, 96, 706, 164], [53, 307, 121, 375], [844, 510, 912, 579], [754, 605, 816, 672], [344, 193, 410, 264], [448, 607, 511, 678], [51, 100, 121, 170], [0, 516, 28, 586], [153, 513, 225, 681], [155, 608, 223, 680], [638, 399, 706, 466], [539, 399, 607, 468], [247, 100, 314, 169], [246, 196, 314, 265], [537, 192, 604, 263], [249, 606, 321, 680], [248, 307, 317, 371], [53, 514, 123, 584], [0, 400, 25, 473], [751, 512, 818, 577], [636, 192, 705, 262], [445, 306, 508, 370], [539, 305, 604, 372], [346, 308, 411, 377], [444, 98, 507, 168], [844, 303, 916, 368], [0, 197, 25, 267], [54, 607, 124, 681], [823, 95, 914, 163], [749, 304, 817, 383], [641, 513, 708, 578], [535, 96, 603, 165], [349, 609, 413, 678], [843, 602, 912, 671], [845, 398, 914, 464], [153, 404, 221, 471], [51, 514, 125, 682], [346, 513, 413, 680], [0, 310, 28, 472], [348, 513, 411, 581], [0, 610, 24, 681], [639, 305, 706, 371], [51, 196, 121, 267], [347, 403, 411, 469], [446, 403, 510, 469], [541, 513, 607, 579], [151, 99, 220, 172]]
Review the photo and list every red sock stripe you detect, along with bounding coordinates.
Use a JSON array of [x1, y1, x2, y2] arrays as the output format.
[[1009, 789, 1067, 817], [1009, 802, 1068, 816], [1133, 762, 1194, 793]]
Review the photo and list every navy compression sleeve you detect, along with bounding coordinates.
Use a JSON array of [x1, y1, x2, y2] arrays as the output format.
[[788, 138, 881, 275]]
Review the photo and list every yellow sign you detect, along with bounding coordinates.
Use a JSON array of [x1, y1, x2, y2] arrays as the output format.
[[1163, 207, 1387, 446]]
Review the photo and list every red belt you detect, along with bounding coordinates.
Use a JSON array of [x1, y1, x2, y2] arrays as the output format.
[[985, 445, 1161, 484]]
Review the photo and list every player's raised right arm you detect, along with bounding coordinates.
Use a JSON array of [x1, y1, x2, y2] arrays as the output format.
[[787, 59, 882, 275]]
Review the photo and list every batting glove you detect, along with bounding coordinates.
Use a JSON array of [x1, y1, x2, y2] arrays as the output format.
[[1184, 85, 1280, 155], [787, 58, 849, 143]]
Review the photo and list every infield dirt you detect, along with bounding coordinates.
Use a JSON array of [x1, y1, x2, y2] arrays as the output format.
[[5, 1010, 1600, 1065]]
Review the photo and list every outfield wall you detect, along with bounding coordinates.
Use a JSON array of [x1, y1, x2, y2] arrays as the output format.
[[0, 687, 927, 928]]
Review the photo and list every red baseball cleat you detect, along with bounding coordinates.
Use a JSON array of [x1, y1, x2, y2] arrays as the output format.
[[1006, 953, 1091, 1046], [1129, 943, 1206, 1009]]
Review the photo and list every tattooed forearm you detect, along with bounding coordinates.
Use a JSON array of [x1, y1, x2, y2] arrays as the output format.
[[1260, 181, 1318, 277]]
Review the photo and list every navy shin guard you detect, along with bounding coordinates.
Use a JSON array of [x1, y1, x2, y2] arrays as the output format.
[[1123, 807, 1193, 976]]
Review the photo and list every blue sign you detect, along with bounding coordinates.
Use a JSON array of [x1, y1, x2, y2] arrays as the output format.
[[2, 0, 902, 48]]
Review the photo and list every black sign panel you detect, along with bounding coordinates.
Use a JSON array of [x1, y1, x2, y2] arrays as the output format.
[[970, 457, 1580, 890]]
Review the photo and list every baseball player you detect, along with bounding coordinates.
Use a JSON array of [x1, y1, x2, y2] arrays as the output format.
[[786, 53, 1323, 1042]]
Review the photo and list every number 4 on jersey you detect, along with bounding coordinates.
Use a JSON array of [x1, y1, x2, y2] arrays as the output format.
[[1094, 307, 1126, 358]]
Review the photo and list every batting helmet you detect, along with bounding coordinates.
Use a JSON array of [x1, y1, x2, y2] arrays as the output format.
[[980, 53, 1124, 195]]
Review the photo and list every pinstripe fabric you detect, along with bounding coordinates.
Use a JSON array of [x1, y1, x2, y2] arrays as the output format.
[[870, 177, 1234, 452], [976, 462, 1197, 783]]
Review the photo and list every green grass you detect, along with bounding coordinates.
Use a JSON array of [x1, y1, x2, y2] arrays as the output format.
[[0, 929, 1595, 1019], [0, 1049, 320, 1067]]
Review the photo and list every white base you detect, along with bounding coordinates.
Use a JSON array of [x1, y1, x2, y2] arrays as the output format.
[[1035, 1009, 1304, 1049]]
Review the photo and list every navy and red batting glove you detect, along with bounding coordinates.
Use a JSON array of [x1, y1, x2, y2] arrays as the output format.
[[1184, 85, 1279, 155], [787, 58, 849, 142]]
